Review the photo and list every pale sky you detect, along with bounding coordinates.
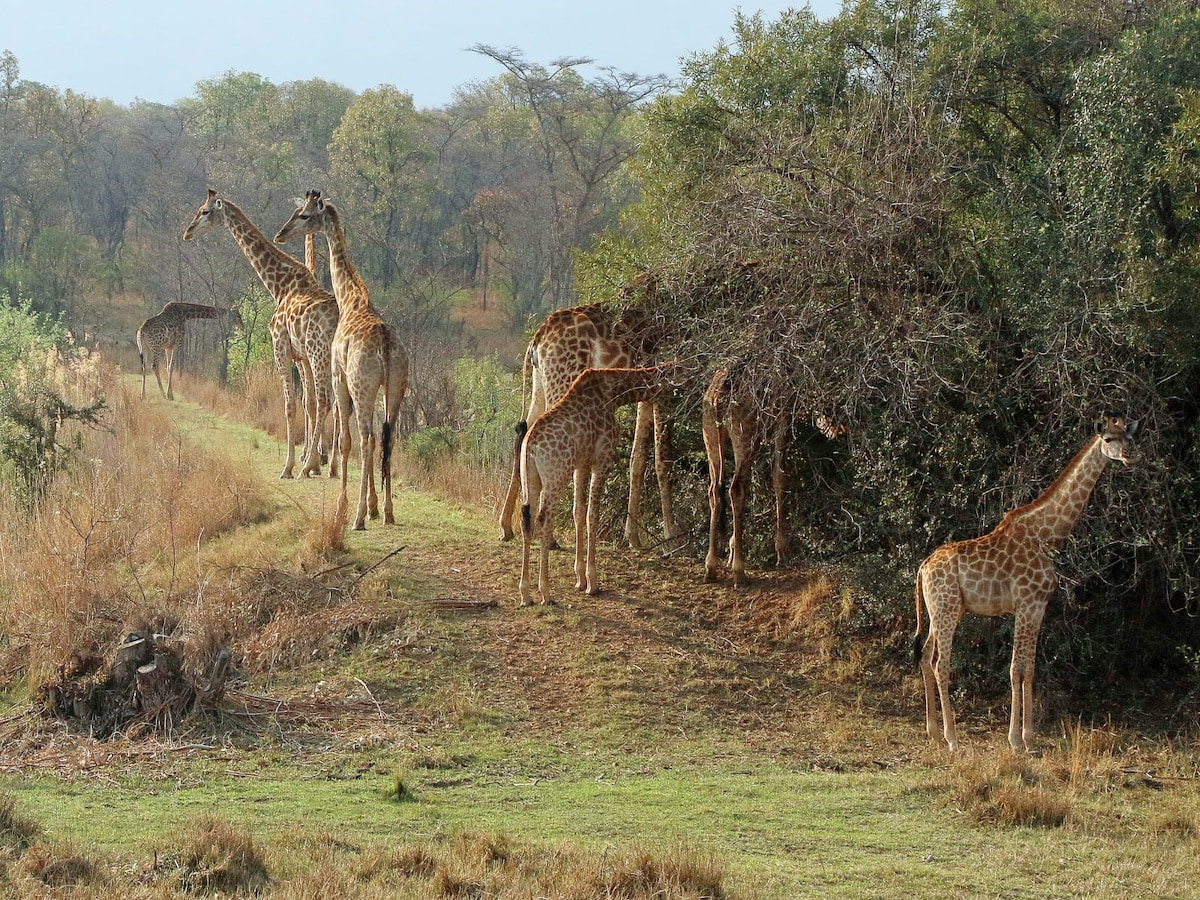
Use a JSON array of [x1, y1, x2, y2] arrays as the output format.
[[6, 0, 842, 109]]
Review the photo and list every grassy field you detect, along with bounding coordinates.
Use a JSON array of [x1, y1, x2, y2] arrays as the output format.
[[0, 375, 1197, 898]]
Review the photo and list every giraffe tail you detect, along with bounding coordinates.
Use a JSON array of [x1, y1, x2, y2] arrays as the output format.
[[520, 502, 532, 538], [381, 420, 393, 484]]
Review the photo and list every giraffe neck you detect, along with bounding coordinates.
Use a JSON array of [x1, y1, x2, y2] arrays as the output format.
[[321, 206, 370, 315], [220, 199, 315, 302], [1003, 436, 1110, 549], [598, 365, 667, 408], [167, 303, 220, 322]]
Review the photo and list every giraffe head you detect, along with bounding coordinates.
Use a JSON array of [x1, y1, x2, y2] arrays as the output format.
[[182, 189, 232, 241], [273, 190, 328, 245], [1098, 412, 1138, 464]]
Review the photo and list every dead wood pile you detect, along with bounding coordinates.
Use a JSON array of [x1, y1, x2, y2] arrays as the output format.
[[36, 631, 230, 739]]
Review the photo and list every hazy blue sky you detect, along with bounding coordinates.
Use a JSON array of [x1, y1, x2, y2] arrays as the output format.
[[7, 1, 842, 109]]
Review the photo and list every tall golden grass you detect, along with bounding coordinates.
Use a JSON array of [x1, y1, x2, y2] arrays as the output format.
[[0, 358, 267, 689]]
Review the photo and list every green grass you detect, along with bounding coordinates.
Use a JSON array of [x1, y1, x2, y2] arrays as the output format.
[[1, 382, 1198, 898], [10, 755, 1198, 898]]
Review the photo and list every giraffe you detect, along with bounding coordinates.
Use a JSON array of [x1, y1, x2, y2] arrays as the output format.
[[274, 190, 409, 531], [135, 302, 227, 400], [702, 362, 844, 585], [914, 413, 1137, 753], [498, 299, 678, 550], [518, 363, 676, 606], [182, 189, 339, 479]]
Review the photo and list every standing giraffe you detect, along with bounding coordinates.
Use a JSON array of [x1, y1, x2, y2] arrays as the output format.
[[518, 363, 676, 606], [702, 362, 844, 585], [182, 190, 339, 479], [274, 191, 409, 531], [915, 413, 1137, 753], [499, 300, 678, 550], [135, 302, 226, 400]]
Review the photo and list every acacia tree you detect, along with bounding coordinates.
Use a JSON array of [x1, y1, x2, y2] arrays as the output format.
[[456, 47, 669, 325]]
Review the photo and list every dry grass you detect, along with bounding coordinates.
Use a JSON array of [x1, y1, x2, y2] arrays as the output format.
[[0, 792, 40, 851], [167, 816, 270, 896], [0, 362, 266, 690], [177, 368, 298, 445], [395, 449, 507, 515]]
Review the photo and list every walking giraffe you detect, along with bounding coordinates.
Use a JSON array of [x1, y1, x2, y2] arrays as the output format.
[[182, 190, 339, 479], [274, 190, 409, 531], [702, 362, 844, 585], [915, 413, 1137, 753], [499, 296, 678, 550], [518, 363, 676, 606], [135, 302, 228, 400]]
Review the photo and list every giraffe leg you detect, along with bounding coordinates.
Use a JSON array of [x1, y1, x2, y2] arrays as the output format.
[[702, 409, 726, 583], [573, 466, 588, 591], [933, 625, 959, 752], [653, 403, 680, 540], [772, 421, 789, 566], [336, 381, 353, 524], [919, 628, 941, 744], [728, 447, 752, 586], [150, 360, 166, 399], [298, 361, 322, 477], [354, 415, 373, 530], [537, 501, 557, 605], [164, 346, 176, 401], [584, 463, 611, 595], [518, 459, 543, 606], [365, 432, 379, 521], [624, 400, 653, 550], [275, 345, 298, 479], [1009, 608, 1045, 753]]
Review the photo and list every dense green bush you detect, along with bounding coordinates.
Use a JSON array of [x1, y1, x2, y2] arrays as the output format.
[[579, 0, 1200, 717], [0, 297, 105, 509]]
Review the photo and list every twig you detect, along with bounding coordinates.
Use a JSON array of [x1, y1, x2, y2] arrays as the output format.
[[353, 677, 386, 720], [351, 545, 407, 588]]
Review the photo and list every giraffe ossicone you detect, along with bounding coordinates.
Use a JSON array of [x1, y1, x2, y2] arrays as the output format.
[[914, 413, 1138, 753]]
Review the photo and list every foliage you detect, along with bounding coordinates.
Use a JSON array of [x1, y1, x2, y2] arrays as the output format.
[[577, 0, 1200, 700], [407, 355, 524, 470], [0, 297, 104, 509]]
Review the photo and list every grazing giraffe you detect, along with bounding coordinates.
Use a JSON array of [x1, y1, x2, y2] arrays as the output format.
[[702, 363, 844, 585], [915, 413, 1137, 753], [135, 302, 226, 400], [182, 190, 339, 479], [519, 363, 676, 606], [499, 300, 678, 550], [274, 190, 409, 531]]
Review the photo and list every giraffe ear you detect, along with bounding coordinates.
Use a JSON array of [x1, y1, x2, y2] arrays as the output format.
[[1126, 419, 1139, 437]]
